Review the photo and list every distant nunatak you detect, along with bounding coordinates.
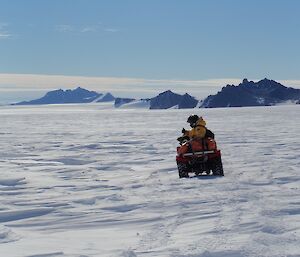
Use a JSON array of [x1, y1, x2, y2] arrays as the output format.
[[13, 79, 300, 109]]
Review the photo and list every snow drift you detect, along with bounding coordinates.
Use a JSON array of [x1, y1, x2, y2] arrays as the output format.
[[0, 104, 299, 257]]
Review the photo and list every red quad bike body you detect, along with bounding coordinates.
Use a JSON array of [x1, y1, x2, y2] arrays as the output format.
[[176, 137, 224, 178]]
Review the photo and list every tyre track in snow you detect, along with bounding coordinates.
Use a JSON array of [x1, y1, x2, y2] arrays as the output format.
[[131, 163, 236, 256], [118, 160, 197, 256], [174, 175, 244, 256], [133, 168, 186, 254]]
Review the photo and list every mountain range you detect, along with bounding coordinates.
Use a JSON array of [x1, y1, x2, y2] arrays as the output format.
[[149, 90, 198, 109], [13, 79, 300, 109], [13, 87, 197, 109], [14, 87, 115, 105], [200, 78, 300, 108]]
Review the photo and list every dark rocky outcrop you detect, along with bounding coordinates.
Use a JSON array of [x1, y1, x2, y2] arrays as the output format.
[[150, 90, 198, 109], [114, 98, 136, 108], [97, 93, 115, 102], [200, 78, 300, 108], [14, 87, 101, 105], [178, 93, 198, 109]]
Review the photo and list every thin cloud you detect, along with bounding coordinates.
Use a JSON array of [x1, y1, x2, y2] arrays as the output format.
[[55, 23, 119, 34], [0, 33, 11, 39], [55, 25, 74, 32], [0, 23, 12, 39], [0, 74, 251, 97], [1, 74, 300, 104], [56, 24, 98, 33], [80, 26, 97, 33]]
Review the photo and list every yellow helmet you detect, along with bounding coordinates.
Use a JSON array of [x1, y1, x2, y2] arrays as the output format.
[[197, 116, 206, 127]]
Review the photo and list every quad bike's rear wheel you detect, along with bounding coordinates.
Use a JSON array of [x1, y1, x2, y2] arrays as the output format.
[[177, 162, 189, 178], [210, 156, 224, 176]]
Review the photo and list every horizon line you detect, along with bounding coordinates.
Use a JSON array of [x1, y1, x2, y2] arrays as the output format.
[[1, 73, 300, 104]]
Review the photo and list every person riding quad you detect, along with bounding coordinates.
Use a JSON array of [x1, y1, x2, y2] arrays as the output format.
[[176, 115, 224, 177], [177, 115, 214, 144]]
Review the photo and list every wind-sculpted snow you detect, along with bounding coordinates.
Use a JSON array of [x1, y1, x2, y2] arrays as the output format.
[[0, 104, 299, 257]]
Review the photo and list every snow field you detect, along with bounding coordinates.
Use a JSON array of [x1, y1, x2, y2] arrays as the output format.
[[0, 104, 299, 257]]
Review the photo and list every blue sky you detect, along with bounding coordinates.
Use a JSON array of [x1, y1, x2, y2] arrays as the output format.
[[0, 0, 300, 102]]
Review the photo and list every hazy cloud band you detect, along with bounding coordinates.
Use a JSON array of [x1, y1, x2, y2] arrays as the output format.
[[1, 73, 300, 104]]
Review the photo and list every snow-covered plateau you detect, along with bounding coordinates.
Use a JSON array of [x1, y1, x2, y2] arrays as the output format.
[[0, 104, 299, 257]]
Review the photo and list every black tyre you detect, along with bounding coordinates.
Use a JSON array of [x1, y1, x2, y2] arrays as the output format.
[[211, 156, 224, 176], [177, 162, 189, 178]]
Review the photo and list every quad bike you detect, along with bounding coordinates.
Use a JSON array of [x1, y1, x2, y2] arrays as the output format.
[[176, 137, 224, 178]]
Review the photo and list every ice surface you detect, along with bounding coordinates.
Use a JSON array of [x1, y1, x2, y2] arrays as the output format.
[[0, 104, 299, 257]]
